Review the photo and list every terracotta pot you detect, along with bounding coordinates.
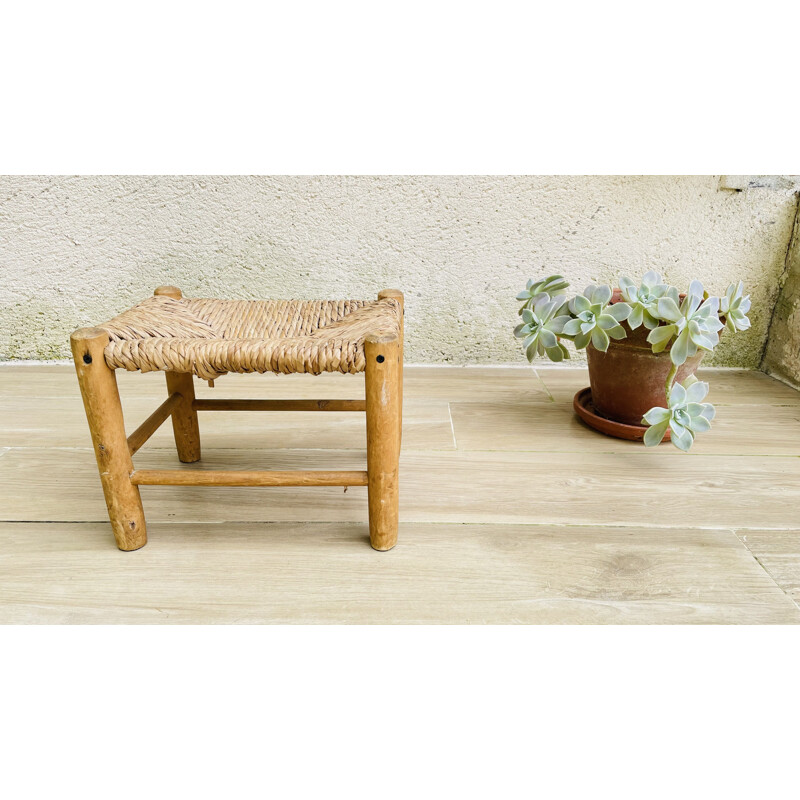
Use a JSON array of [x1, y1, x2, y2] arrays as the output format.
[[585, 291, 703, 426]]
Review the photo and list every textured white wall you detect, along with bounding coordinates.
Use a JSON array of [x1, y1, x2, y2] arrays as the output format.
[[762, 202, 800, 387], [1, 175, 796, 365]]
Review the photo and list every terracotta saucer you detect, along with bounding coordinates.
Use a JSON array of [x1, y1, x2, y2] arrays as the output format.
[[573, 387, 671, 442]]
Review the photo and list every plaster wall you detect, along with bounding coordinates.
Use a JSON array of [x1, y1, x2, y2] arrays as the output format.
[[1, 175, 796, 365], [762, 196, 800, 387]]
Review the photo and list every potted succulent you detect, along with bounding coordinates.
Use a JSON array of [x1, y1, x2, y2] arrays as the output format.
[[514, 272, 751, 451]]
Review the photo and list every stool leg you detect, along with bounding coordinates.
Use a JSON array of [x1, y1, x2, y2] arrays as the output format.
[[151, 285, 201, 462], [71, 327, 147, 551], [165, 372, 201, 463], [378, 289, 404, 445], [365, 333, 401, 551]]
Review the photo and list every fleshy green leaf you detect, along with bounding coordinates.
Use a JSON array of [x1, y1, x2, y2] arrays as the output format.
[[539, 329, 557, 349], [606, 325, 627, 340], [684, 380, 709, 403], [548, 315, 570, 335], [699, 295, 720, 316], [570, 294, 591, 314], [734, 315, 750, 331], [627, 305, 644, 330], [619, 276, 637, 298], [670, 419, 688, 439], [573, 331, 591, 350], [688, 415, 711, 433], [669, 382, 687, 406], [591, 285, 613, 306], [643, 419, 669, 447], [591, 327, 610, 351], [698, 403, 716, 421], [688, 279, 704, 298], [670, 327, 691, 366], [597, 314, 621, 330], [665, 286, 681, 304], [647, 324, 676, 346], [691, 331, 718, 352], [657, 297, 682, 323], [606, 302, 631, 321], [642, 270, 661, 287], [643, 406, 670, 425], [670, 426, 694, 452], [642, 311, 659, 330]]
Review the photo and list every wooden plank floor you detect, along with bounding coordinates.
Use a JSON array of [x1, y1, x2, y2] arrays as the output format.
[[1, 364, 798, 624]]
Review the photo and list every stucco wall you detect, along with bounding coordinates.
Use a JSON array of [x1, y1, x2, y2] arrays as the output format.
[[762, 197, 800, 387], [1, 175, 797, 365]]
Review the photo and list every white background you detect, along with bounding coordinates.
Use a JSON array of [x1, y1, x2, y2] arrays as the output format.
[[2, 2, 798, 798]]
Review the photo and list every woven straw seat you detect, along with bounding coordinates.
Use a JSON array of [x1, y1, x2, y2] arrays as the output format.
[[98, 292, 402, 380]]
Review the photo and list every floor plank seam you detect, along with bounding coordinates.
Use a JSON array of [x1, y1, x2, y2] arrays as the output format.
[[0, 446, 459, 454], [735, 529, 800, 611], [3, 518, 793, 533], [414, 449, 800, 458], [5, 444, 800, 461]]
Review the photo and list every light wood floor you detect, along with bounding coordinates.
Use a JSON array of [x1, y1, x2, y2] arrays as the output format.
[[1, 365, 799, 624]]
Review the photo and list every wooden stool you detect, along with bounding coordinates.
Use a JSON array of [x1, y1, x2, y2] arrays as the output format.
[[70, 287, 403, 552]]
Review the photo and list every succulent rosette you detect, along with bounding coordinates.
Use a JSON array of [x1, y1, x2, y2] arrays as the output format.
[[641, 376, 715, 452], [719, 281, 751, 333], [513, 293, 572, 362], [646, 280, 724, 366], [563, 285, 630, 351], [619, 270, 678, 330], [516, 275, 570, 312]]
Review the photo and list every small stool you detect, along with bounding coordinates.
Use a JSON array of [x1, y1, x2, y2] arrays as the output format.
[[70, 286, 403, 552]]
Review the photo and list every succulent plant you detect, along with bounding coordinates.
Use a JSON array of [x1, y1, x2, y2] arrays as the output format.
[[513, 272, 750, 452], [719, 281, 752, 333], [641, 376, 716, 452], [516, 275, 570, 310], [646, 280, 724, 366], [618, 270, 679, 330], [562, 285, 631, 352], [513, 293, 572, 362]]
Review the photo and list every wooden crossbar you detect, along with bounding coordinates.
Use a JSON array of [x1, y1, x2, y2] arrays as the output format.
[[193, 398, 366, 412], [127, 393, 182, 456], [130, 469, 369, 487]]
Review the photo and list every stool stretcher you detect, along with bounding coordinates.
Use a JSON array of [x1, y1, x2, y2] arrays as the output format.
[[193, 398, 366, 412], [130, 469, 369, 487], [127, 393, 182, 455]]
